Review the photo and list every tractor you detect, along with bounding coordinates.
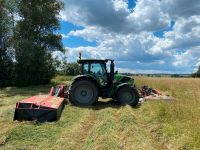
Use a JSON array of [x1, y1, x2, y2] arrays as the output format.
[[14, 59, 140, 122], [69, 59, 139, 106]]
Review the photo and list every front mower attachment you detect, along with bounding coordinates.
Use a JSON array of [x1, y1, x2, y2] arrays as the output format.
[[14, 85, 66, 122]]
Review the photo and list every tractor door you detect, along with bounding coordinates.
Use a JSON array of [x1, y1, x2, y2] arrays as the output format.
[[90, 62, 108, 86]]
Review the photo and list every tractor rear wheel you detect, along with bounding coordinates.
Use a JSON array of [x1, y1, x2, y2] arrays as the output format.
[[69, 80, 98, 106], [116, 86, 139, 106]]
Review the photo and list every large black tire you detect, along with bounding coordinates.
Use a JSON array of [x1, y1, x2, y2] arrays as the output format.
[[116, 86, 139, 106], [69, 80, 98, 106]]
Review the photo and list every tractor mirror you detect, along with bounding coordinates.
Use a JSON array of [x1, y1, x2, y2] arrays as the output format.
[[115, 71, 118, 74]]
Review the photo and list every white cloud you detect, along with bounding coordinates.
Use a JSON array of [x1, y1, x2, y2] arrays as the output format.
[[126, 0, 170, 33], [173, 47, 200, 67], [61, 0, 170, 33], [68, 26, 109, 43], [61, 34, 68, 39], [161, 0, 200, 19], [61, 0, 200, 73], [52, 50, 67, 62]]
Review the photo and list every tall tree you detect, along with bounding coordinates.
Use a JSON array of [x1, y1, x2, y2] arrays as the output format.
[[192, 65, 200, 77], [196, 66, 200, 76], [14, 0, 63, 86], [0, 0, 14, 87]]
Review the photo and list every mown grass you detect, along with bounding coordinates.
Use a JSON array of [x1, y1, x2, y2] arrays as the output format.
[[0, 76, 199, 150]]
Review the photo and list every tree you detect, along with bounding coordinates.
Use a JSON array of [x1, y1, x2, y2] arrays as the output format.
[[52, 49, 68, 74], [0, 0, 14, 87], [197, 66, 200, 76], [192, 66, 200, 77], [14, 0, 63, 86], [63, 63, 80, 75]]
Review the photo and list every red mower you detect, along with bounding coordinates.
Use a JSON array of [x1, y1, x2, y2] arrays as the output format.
[[14, 85, 68, 122]]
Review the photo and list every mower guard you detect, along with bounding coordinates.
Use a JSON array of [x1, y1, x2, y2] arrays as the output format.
[[14, 85, 66, 122]]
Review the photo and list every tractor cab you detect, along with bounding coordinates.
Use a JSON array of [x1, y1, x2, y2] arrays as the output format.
[[69, 59, 139, 107], [78, 59, 114, 86]]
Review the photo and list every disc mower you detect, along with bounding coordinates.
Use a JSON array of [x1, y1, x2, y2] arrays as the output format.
[[14, 85, 66, 122]]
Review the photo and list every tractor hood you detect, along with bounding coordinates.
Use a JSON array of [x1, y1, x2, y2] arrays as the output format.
[[114, 74, 134, 85]]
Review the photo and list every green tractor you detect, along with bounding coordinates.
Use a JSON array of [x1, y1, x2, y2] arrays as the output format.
[[69, 59, 139, 106]]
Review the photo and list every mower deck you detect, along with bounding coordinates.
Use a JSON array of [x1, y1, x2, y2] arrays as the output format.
[[14, 95, 64, 122]]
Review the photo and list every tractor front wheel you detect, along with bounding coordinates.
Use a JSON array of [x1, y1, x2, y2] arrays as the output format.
[[69, 80, 98, 106], [116, 86, 139, 106]]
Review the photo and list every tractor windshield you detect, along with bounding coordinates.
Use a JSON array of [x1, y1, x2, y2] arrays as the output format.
[[90, 63, 106, 75], [81, 61, 108, 86]]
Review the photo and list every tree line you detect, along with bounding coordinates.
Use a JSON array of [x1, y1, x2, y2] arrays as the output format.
[[0, 0, 64, 87], [1, 0, 199, 87]]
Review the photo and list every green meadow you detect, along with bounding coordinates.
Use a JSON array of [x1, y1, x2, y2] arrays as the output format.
[[0, 76, 199, 150]]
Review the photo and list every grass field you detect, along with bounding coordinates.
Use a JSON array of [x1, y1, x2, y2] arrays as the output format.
[[0, 76, 200, 150]]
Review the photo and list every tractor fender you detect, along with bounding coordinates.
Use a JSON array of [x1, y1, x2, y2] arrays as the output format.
[[115, 83, 137, 97], [116, 83, 131, 91], [72, 75, 100, 94]]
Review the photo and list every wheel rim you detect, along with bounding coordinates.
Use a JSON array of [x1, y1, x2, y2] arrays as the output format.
[[120, 91, 135, 104], [74, 84, 94, 104]]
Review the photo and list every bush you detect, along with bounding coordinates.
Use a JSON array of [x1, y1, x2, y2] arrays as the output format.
[[63, 63, 80, 76]]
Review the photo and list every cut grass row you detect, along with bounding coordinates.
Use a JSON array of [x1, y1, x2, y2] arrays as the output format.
[[0, 76, 199, 149]]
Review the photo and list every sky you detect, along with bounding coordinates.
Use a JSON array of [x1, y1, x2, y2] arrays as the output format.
[[55, 0, 200, 74]]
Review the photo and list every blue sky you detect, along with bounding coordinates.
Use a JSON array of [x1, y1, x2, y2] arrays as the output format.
[[153, 21, 175, 38], [57, 0, 200, 74], [58, 21, 97, 48]]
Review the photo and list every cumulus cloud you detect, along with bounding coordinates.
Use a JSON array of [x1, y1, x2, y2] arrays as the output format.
[[61, 0, 200, 73], [161, 0, 200, 18], [61, 34, 68, 39], [149, 15, 200, 71], [52, 50, 67, 62], [61, 0, 170, 33], [173, 47, 200, 67]]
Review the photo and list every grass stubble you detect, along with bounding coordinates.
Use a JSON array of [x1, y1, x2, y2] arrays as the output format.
[[0, 76, 199, 150]]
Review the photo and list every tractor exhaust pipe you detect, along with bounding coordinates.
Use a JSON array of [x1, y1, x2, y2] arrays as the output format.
[[110, 60, 114, 82]]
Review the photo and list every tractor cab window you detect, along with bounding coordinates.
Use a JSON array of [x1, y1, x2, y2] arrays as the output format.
[[90, 62, 107, 86], [90, 63, 105, 75], [83, 63, 89, 74]]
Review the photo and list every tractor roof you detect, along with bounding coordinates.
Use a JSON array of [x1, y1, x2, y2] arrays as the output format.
[[78, 59, 113, 64]]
